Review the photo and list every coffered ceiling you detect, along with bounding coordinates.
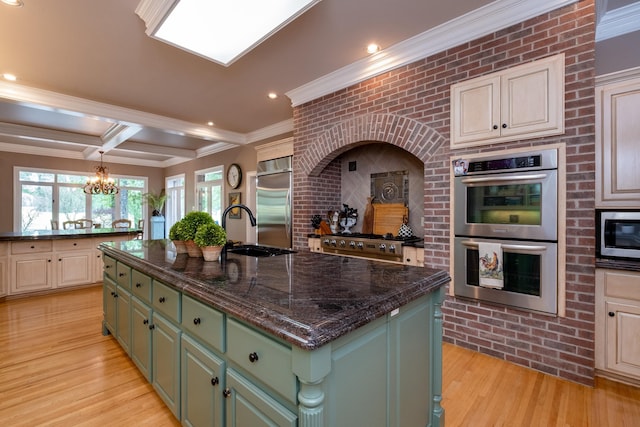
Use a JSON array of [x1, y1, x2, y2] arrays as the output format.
[[0, 0, 636, 167]]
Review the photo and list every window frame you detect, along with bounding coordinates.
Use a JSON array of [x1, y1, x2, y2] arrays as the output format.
[[14, 166, 147, 232]]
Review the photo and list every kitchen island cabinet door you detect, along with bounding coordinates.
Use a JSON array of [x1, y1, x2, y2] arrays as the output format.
[[153, 312, 181, 419], [131, 296, 153, 381], [224, 368, 297, 427], [181, 334, 225, 427], [115, 286, 132, 355], [103, 276, 117, 334]]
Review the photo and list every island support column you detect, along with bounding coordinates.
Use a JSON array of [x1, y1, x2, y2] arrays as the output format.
[[431, 285, 445, 426], [292, 345, 332, 427]]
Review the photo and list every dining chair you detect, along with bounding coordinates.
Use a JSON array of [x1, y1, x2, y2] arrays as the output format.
[[75, 219, 93, 229], [50, 220, 59, 230], [112, 219, 132, 229], [62, 220, 77, 230]]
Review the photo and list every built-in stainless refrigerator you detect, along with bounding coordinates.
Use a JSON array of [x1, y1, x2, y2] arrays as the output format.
[[257, 156, 292, 248]]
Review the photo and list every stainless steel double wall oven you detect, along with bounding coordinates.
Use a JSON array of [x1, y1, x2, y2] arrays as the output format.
[[453, 148, 559, 314]]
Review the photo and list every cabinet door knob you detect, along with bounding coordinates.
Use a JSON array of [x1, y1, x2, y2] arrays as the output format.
[[135, 283, 142, 288], [119, 273, 125, 277], [248, 352, 259, 363], [211, 377, 219, 386], [149, 324, 155, 330], [502, 123, 507, 128], [493, 125, 498, 130], [193, 317, 201, 325], [608, 311, 615, 317], [143, 319, 149, 325], [159, 296, 165, 303], [223, 388, 231, 398]]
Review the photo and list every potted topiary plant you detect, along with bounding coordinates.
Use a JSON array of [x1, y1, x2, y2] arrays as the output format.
[[194, 222, 227, 261], [179, 211, 215, 257], [169, 221, 187, 254]]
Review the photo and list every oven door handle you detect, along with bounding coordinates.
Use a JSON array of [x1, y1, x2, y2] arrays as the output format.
[[460, 240, 548, 254], [460, 174, 548, 184]]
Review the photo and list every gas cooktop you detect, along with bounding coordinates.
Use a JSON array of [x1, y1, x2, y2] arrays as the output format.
[[321, 233, 422, 261]]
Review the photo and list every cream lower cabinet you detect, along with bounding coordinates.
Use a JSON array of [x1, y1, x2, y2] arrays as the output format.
[[595, 269, 640, 381], [0, 242, 7, 297], [450, 53, 564, 149], [596, 75, 640, 207]]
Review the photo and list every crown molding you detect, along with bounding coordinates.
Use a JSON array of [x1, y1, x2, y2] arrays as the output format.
[[286, 0, 578, 107], [596, 65, 640, 86], [596, 1, 640, 42], [246, 119, 294, 143]]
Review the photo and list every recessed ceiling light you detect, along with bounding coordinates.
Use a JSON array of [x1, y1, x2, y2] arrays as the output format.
[[268, 92, 278, 100], [1, 0, 24, 7], [207, 121, 214, 126], [2, 73, 17, 81], [367, 43, 380, 54]]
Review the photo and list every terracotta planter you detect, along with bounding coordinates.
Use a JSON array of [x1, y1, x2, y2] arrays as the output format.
[[172, 240, 188, 254], [185, 240, 203, 257], [201, 245, 223, 262]]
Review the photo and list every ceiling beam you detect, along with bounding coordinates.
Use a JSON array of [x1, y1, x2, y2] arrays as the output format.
[[0, 121, 102, 146]]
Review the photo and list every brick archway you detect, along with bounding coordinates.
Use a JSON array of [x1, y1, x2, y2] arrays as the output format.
[[299, 113, 446, 177]]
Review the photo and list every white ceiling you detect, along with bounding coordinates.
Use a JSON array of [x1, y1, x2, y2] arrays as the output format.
[[0, 0, 635, 167]]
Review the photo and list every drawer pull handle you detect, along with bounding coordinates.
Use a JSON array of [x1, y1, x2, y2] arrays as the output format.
[[30, 245, 35, 249], [211, 377, 219, 386], [193, 317, 201, 325], [119, 273, 125, 277], [105, 265, 111, 269], [73, 243, 77, 246], [159, 297, 165, 303], [223, 388, 231, 398], [248, 352, 259, 363], [608, 312, 615, 317], [135, 283, 142, 288]]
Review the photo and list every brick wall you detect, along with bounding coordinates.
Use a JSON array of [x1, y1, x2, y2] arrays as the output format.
[[292, 0, 596, 385]]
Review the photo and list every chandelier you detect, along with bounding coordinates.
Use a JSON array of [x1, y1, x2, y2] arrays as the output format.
[[83, 151, 119, 195]]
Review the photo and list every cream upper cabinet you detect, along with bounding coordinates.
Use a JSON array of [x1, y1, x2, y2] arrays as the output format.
[[450, 53, 565, 149], [596, 74, 640, 207]]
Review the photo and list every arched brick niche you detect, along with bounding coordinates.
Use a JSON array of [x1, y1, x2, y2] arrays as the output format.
[[298, 113, 446, 177], [293, 113, 449, 266]]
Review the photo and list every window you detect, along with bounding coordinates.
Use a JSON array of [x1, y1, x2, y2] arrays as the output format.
[[195, 166, 223, 224], [165, 174, 185, 235], [15, 167, 146, 232]]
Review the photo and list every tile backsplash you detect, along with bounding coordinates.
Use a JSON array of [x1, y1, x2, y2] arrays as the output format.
[[338, 143, 424, 236]]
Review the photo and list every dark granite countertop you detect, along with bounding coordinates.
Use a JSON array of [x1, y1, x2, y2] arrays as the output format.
[[100, 239, 449, 351], [596, 258, 640, 272], [0, 228, 141, 241]]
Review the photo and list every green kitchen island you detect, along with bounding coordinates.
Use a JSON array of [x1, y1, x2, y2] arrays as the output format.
[[100, 239, 448, 427]]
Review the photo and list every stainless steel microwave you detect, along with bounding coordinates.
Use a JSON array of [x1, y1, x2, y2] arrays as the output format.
[[596, 210, 640, 260]]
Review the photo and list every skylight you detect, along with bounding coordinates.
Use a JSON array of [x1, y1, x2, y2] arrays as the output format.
[[137, 0, 321, 66]]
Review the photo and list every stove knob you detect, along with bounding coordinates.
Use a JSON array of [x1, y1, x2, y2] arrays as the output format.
[[379, 243, 386, 252], [349, 241, 356, 248], [357, 242, 364, 249], [339, 240, 346, 247], [323, 239, 330, 245], [330, 239, 337, 247], [389, 244, 396, 253]]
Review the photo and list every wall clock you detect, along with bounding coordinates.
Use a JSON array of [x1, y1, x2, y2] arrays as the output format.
[[227, 163, 242, 189]]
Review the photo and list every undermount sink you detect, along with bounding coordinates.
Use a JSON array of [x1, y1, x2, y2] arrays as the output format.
[[227, 244, 295, 257]]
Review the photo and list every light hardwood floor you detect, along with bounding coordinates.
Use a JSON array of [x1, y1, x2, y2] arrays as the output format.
[[1, 286, 639, 426]]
